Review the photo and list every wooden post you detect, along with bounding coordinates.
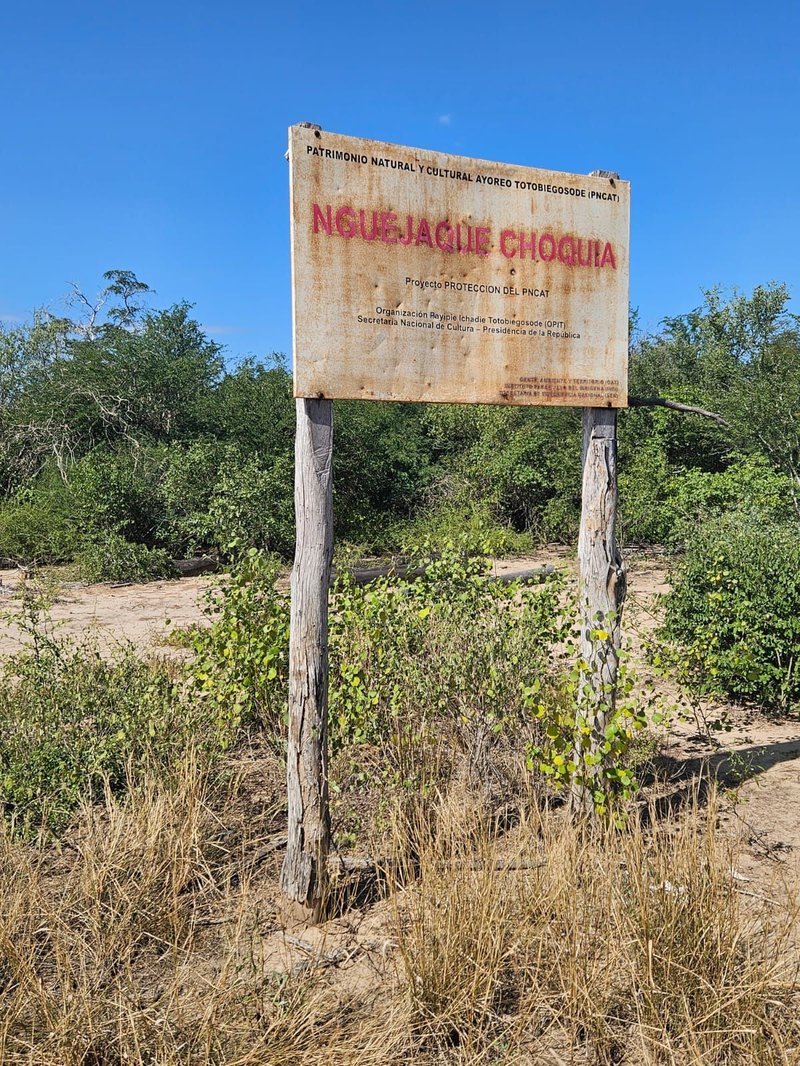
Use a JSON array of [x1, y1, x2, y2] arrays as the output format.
[[570, 407, 626, 817], [281, 397, 333, 921]]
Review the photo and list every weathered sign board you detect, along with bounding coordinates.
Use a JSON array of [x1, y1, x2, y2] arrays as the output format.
[[289, 125, 630, 407]]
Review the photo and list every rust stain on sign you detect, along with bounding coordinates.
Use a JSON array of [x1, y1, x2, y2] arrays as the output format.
[[289, 126, 630, 407]]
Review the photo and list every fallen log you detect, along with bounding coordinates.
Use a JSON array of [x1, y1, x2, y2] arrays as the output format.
[[170, 557, 220, 578], [333, 562, 557, 587]]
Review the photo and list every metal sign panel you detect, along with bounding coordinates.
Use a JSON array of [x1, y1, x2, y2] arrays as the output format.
[[289, 126, 629, 407]]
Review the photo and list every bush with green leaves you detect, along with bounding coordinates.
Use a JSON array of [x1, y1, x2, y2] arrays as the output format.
[[332, 400, 433, 542], [328, 548, 566, 762], [666, 455, 794, 544], [620, 450, 794, 548], [187, 548, 291, 749], [0, 467, 77, 564], [156, 439, 227, 553], [0, 607, 200, 832], [420, 403, 583, 544], [661, 513, 800, 708], [392, 497, 532, 558], [70, 448, 168, 547], [186, 544, 568, 800], [207, 454, 295, 559], [187, 543, 652, 812], [74, 531, 174, 583], [523, 637, 658, 820]]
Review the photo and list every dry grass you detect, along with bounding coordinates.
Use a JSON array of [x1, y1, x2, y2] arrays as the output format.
[[0, 757, 400, 1065], [394, 787, 800, 1063], [0, 757, 799, 1065]]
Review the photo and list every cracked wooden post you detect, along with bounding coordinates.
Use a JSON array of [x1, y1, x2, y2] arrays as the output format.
[[570, 407, 627, 817], [280, 397, 333, 921]]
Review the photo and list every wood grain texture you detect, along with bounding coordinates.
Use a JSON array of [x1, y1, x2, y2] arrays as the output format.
[[280, 398, 333, 920], [571, 407, 627, 816]]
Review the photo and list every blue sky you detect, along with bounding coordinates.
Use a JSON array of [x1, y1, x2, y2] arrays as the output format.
[[2, 0, 798, 362]]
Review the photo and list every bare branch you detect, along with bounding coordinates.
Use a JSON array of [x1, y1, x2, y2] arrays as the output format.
[[627, 395, 730, 428], [68, 282, 108, 341]]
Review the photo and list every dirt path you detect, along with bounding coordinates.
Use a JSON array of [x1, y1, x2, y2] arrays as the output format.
[[0, 569, 217, 659]]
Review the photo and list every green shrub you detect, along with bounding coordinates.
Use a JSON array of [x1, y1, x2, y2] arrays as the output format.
[[156, 439, 227, 554], [620, 452, 793, 548], [667, 455, 794, 546], [0, 619, 199, 832], [392, 497, 532, 558], [408, 404, 584, 546], [332, 400, 433, 542], [327, 547, 564, 759], [0, 465, 77, 564], [661, 513, 800, 707], [186, 543, 567, 799], [208, 454, 295, 559], [618, 440, 676, 544], [71, 448, 168, 546], [75, 531, 175, 583], [187, 548, 291, 749], [523, 637, 658, 820], [71, 441, 295, 559]]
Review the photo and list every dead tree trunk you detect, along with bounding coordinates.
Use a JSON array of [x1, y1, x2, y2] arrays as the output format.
[[281, 398, 333, 921], [570, 407, 626, 817]]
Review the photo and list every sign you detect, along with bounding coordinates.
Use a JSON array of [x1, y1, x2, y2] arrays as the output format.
[[289, 126, 629, 407]]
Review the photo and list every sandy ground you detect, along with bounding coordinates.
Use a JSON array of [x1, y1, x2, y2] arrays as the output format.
[[0, 569, 217, 659], [2, 550, 800, 900]]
